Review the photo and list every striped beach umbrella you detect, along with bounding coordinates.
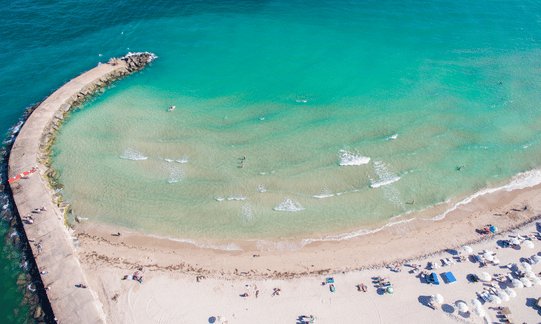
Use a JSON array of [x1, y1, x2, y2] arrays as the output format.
[[456, 302, 469, 313], [504, 287, 517, 297], [520, 277, 532, 288], [511, 279, 524, 289], [498, 290, 510, 302], [480, 272, 491, 282], [474, 307, 485, 317]]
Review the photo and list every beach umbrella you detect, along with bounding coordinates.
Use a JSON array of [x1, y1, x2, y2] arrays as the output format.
[[386, 287, 394, 294], [525, 270, 536, 278], [431, 294, 444, 304], [504, 287, 517, 297], [520, 277, 532, 288], [480, 272, 491, 282], [498, 290, 510, 302], [533, 277, 541, 286], [512, 279, 524, 288], [532, 255, 541, 264], [493, 258, 500, 265], [490, 225, 498, 233], [510, 237, 520, 245], [483, 252, 494, 261], [474, 307, 485, 317], [489, 295, 502, 305], [524, 240, 534, 249], [456, 302, 469, 313], [522, 262, 532, 271], [463, 246, 473, 254], [471, 299, 482, 308]]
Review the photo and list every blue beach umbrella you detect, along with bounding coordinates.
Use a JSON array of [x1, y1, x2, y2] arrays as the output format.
[[489, 225, 498, 233]]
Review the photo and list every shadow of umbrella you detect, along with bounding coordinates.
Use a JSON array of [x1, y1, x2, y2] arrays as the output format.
[[418, 295, 432, 308], [441, 304, 455, 313]]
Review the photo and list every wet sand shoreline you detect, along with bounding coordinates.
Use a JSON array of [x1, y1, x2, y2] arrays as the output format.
[[76, 177, 541, 278]]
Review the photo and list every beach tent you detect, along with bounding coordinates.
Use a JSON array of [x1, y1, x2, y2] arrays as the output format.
[[431, 294, 444, 304], [524, 240, 534, 249], [511, 279, 524, 289], [497, 290, 510, 302], [525, 270, 536, 278], [456, 302, 468, 313], [463, 246, 473, 254], [520, 277, 532, 288], [532, 255, 541, 264], [474, 307, 485, 317], [489, 295, 502, 305], [443, 272, 456, 284], [504, 287, 517, 297], [480, 272, 491, 282], [521, 262, 532, 271]]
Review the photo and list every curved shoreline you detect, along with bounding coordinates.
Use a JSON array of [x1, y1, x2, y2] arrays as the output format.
[[7, 52, 541, 323], [7, 53, 156, 324]]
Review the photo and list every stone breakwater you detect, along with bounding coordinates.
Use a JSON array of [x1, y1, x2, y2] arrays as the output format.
[[7, 52, 156, 324]]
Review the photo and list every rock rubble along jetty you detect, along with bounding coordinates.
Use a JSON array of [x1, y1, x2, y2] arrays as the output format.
[[7, 52, 156, 324]]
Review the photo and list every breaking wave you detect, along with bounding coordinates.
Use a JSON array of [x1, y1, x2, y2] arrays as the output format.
[[338, 149, 370, 166]]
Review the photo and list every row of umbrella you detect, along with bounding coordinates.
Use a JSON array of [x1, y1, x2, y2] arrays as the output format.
[[462, 238, 535, 255]]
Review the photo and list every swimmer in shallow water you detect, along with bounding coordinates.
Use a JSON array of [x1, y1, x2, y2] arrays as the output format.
[[168, 105, 176, 112]]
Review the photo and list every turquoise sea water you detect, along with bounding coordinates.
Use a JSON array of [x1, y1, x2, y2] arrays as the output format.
[[2, 0, 541, 320], [50, 0, 541, 244]]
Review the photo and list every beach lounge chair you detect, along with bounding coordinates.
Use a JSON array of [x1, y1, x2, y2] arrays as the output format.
[[326, 277, 334, 284]]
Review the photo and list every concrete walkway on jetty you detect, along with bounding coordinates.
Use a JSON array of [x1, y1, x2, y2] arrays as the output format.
[[8, 53, 155, 324]]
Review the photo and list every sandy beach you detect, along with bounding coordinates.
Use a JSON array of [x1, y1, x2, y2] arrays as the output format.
[[74, 177, 541, 323]]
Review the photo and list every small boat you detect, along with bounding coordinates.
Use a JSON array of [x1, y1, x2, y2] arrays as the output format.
[[168, 105, 176, 112]]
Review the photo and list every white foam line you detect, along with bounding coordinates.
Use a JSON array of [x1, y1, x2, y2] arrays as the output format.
[[369, 176, 401, 188], [145, 233, 243, 251], [432, 169, 541, 221], [257, 217, 417, 252]]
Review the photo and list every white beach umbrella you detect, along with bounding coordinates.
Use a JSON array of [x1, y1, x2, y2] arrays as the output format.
[[497, 290, 510, 302], [431, 294, 444, 304], [525, 270, 536, 278], [520, 277, 532, 288], [480, 272, 492, 282], [493, 258, 500, 265], [456, 301, 469, 313], [524, 240, 534, 249], [504, 287, 517, 297], [533, 277, 541, 286], [471, 299, 482, 308], [510, 237, 521, 245], [489, 295, 502, 305], [483, 252, 494, 261], [522, 262, 532, 271], [532, 255, 541, 264], [511, 279, 524, 289], [474, 307, 485, 317], [463, 246, 473, 254], [218, 316, 226, 323]]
